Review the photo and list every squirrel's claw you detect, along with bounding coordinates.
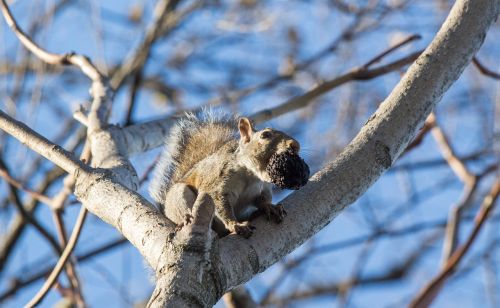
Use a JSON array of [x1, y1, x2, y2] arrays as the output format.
[[275, 203, 287, 222], [232, 222, 255, 238], [174, 213, 194, 232], [265, 203, 286, 224]]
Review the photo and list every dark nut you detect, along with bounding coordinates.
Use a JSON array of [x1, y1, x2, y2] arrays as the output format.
[[266, 150, 310, 190]]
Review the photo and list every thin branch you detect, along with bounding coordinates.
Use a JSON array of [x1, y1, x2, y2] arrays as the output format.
[[410, 180, 500, 308], [0, 0, 69, 66], [0, 0, 102, 81], [429, 113, 475, 184], [0, 0, 111, 132], [390, 150, 490, 172], [0, 110, 85, 175], [0, 162, 53, 206], [472, 56, 500, 80], [265, 233, 439, 306], [0, 238, 128, 302], [110, 0, 188, 90], [201, 9, 375, 108], [124, 70, 142, 125], [51, 210, 85, 307], [441, 179, 477, 263], [25, 205, 88, 308], [363, 34, 421, 68], [428, 112, 479, 262], [250, 50, 422, 124], [0, 167, 65, 276], [0, 158, 62, 256]]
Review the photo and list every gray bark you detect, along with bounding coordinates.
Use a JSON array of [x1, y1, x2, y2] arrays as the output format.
[[212, 0, 500, 293]]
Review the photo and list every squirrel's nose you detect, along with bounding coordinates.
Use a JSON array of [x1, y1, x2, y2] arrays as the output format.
[[287, 140, 300, 154]]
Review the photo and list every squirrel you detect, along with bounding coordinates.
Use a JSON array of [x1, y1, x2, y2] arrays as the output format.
[[149, 110, 309, 238]]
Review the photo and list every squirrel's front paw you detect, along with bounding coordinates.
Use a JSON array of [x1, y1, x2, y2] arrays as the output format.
[[263, 203, 287, 224], [230, 222, 256, 238]]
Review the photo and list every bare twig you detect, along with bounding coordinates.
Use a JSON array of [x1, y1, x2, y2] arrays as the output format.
[[0, 3, 105, 306], [429, 113, 475, 184], [390, 150, 490, 172], [428, 113, 479, 262], [25, 205, 88, 307], [0, 163, 53, 206], [124, 70, 142, 125], [0, 0, 103, 81], [0, 158, 62, 256], [265, 233, 439, 306], [200, 11, 370, 108], [441, 179, 477, 263], [363, 34, 421, 68], [110, 0, 194, 90], [472, 56, 500, 80], [51, 210, 85, 307], [0, 0, 111, 133], [0, 167, 65, 275], [250, 50, 422, 124], [0, 237, 128, 301], [410, 180, 500, 308]]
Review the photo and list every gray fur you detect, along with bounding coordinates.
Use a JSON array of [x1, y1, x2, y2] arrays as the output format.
[[149, 110, 237, 207], [149, 109, 299, 238]]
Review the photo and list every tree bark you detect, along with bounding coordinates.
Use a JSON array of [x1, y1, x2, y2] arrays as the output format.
[[211, 0, 500, 295]]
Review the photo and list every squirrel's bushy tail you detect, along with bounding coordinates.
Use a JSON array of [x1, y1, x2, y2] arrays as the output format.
[[149, 110, 237, 205]]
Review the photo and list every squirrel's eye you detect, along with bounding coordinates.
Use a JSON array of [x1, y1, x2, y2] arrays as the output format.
[[260, 131, 272, 139]]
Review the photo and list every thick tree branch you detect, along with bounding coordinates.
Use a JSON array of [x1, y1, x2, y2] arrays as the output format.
[[0, 110, 85, 175], [213, 0, 499, 295], [147, 193, 217, 307]]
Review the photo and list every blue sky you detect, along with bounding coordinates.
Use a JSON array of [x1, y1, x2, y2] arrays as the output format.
[[0, 0, 499, 307]]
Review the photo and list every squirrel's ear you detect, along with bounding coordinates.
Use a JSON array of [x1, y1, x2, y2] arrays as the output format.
[[238, 117, 254, 143]]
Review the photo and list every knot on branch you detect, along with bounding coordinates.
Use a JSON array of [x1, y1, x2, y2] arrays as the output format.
[[73, 168, 113, 201], [374, 140, 392, 169], [61, 51, 76, 65]]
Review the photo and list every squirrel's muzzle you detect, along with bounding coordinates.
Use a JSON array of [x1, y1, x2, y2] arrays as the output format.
[[266, 149, 310, 190]]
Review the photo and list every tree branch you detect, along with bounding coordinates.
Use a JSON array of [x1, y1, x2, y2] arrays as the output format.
[[25, 205, 88, 307], [214, 0, 499, 295], [409, 180, 500, 308]]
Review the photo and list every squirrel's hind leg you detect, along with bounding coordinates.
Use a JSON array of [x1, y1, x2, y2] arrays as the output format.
[[162, 183, 197, 227], [163, 183, 231, 237]]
